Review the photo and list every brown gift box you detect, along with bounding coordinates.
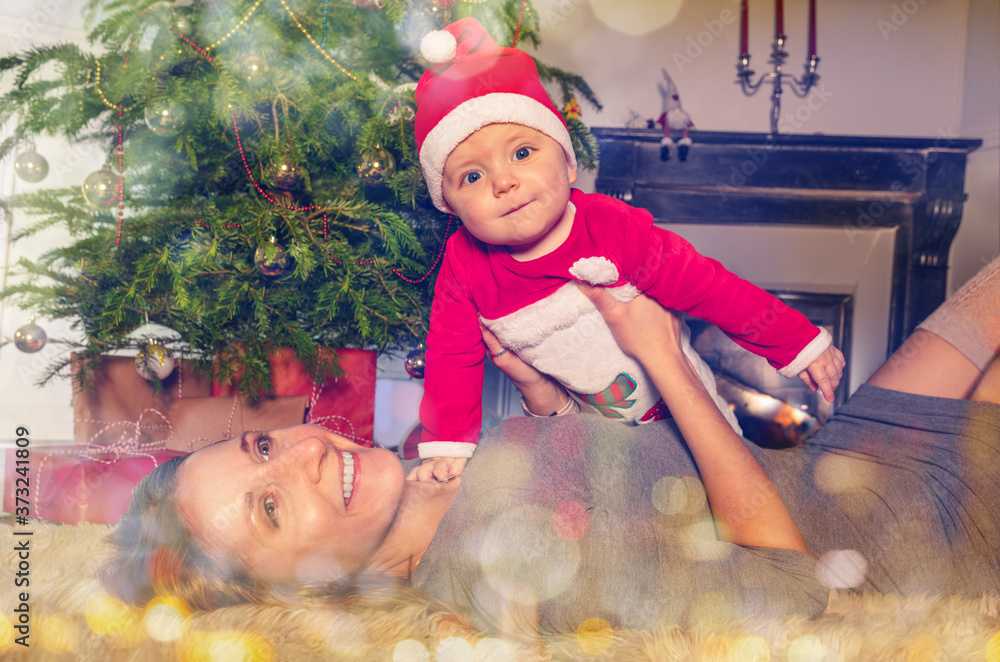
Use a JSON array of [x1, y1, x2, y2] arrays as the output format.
[[71, 354, 309, 451], [165, 395, 307, 451], [72, 354, 213, 447]]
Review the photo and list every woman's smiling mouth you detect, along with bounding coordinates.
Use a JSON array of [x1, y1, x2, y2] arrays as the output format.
[[342, 451, 356, 507]]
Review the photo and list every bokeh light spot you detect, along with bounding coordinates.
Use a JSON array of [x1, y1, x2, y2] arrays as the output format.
[[394, 639, 429, 662], [683, 519, 733, 561], [589, 0, 683, 36], [652, 475, 706, 516], [144, 596, 188, 642], [552, 500, 590, 540], [474, 637, 516, 662], [37, 613, 78, 654], [85, 594, 142, 636], [0, 613, 13, 649], [814, 452, 878, 495], [731, 636, 770, 661], [788, 634, 825, 661], [816, 549, 869, 589], [179, 630, 274, 662], [576, 617, 614, 655], [437, 636, 474, 662], [987, 631, 1000, 662]]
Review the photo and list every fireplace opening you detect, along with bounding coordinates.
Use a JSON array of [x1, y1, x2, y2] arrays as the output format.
[[689, 290, 852, 448]]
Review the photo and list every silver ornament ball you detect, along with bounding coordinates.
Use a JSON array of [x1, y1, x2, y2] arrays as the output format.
[[81, 165, 119, 208], [14, 318, 47, 353], [13, 150, 49, 183], [135, 343, 175, 380], [144, 99, 188, 136], [404, 346, 425, 379]]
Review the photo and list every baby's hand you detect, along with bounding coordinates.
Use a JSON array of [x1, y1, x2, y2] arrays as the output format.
[[407, 456, 468, 483], [798, 345, 847, 402]]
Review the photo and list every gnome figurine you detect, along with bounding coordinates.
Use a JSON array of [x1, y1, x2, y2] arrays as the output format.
[[656, 69, 694, 161]]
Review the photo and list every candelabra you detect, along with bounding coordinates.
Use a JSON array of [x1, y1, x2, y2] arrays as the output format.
[[737, 35, 820, 134]]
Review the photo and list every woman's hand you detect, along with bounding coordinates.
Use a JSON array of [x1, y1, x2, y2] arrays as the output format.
[[576, 282, 687, 367], [480, 324, 571, 417]]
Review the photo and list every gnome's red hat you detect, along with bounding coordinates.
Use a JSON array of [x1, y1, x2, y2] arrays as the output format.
[[415, 17, 577, 213]]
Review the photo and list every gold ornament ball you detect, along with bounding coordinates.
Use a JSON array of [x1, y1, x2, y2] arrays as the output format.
[[13, 150, 49, 183], [135, 343, 175, 380], [404, 346, 426, 379], [144, 99, 188, 136], [254, 238, 291, 278], [81, 165, 119, 208], [357, 145, 396, 185], [271, 162, 299, 190], [242, 55, 270, 87], [14, 318, 47, 353], [171, 13, 194, 35]]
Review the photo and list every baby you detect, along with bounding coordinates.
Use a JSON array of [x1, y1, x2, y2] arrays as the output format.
[[411, 18, 844, 481]]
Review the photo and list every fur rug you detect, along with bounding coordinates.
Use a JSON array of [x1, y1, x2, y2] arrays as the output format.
[[2, 519, 999, 661]]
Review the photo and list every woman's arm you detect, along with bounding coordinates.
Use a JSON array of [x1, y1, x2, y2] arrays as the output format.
[[578, 283, 810, 555]]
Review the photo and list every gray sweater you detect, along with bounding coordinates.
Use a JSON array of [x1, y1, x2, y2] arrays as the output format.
[[412, 385, 1000, 634]]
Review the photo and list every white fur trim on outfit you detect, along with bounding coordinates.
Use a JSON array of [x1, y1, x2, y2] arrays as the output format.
[[418, 440, 476, 459], [777, 327, 833, 378], [419, 92, 577, 212]]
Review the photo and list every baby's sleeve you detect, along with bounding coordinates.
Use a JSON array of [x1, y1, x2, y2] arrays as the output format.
[[418, 238, 486, 459]]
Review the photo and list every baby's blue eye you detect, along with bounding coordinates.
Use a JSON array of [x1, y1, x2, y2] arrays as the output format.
[[461, 171, 483, 185], [513, 147, 533, 161]]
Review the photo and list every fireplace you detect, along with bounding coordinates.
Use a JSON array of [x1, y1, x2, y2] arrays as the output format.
[[583, 128, 981, 437]]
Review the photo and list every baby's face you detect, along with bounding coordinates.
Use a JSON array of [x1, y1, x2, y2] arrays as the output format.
[[441, 123, 577, 261]]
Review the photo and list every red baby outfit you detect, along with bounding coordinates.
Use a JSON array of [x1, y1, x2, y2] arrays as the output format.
[[418, 189, 830, 459]]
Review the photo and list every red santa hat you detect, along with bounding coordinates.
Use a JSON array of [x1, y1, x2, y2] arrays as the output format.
[[415, 17, 577, 213]]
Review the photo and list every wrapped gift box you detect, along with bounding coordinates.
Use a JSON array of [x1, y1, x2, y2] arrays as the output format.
[[72, 354, 213, 447], [212, 348, 376, 446], [3, 447, 185, 525], [166, 395, 307, 451]]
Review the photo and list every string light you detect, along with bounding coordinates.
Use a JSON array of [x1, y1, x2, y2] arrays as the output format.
[[206, 0, 264, 51], [278, 0, 358, 80], [92, 60, 135, 112]]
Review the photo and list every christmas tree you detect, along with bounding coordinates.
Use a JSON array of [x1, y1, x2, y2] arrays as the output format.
[[0, 0, 599, 394]]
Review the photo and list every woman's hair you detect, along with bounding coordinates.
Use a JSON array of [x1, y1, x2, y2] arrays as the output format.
[[101, 455, 441, 613], [101, 455, 270, 610]]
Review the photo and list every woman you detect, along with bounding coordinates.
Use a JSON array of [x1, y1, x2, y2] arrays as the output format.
[[104, 259, 1000, 635]]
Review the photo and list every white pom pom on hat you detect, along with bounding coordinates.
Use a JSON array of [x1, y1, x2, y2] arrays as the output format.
[[420, 30, 457, 63]]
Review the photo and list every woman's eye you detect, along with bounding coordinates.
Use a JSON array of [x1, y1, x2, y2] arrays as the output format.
[[461, 171, 482, 186], [256, 435, 272, 461], [264, 496, 278, 526], [513, 146, 533, 161]]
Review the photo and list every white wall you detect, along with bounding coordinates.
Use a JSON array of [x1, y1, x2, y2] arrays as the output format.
[[0, 11, 98, 443], [529, 0, 998, 289], [1, 0, 997, 442]]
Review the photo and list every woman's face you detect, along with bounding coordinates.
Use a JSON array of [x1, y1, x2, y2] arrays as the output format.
[[175, 424, 405, 583]]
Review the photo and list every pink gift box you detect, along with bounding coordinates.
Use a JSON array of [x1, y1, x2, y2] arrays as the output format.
[[3, 447, 184, 525]]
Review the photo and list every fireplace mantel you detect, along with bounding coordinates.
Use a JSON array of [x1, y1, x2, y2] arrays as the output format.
[[591, 128, 982, 353]]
